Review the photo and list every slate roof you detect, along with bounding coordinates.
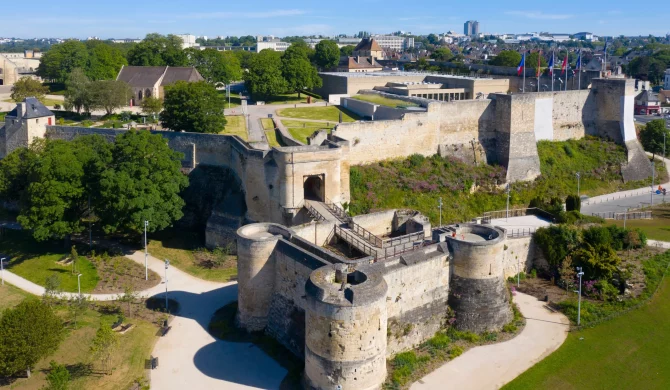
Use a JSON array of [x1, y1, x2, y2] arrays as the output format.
[[635, 90, 660, 104], [7, 97, 53, 119], [354, 38, 382, 52], [338, 56, 383, 70], [116, 66, 204, 88]]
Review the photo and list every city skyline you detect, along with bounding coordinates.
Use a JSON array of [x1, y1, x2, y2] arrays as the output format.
[[1, 0, 668, 39]]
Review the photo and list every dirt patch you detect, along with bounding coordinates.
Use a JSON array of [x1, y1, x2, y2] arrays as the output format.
[[90, 256, 161, 294]]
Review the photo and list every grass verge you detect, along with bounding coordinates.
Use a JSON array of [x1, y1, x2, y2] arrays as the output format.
[[260, 118, 275, 130], [282, 120, 334, 144], [351, 94, 419, 108], [261, 92, 319, 105], [220, 115, 248, 140], [503, 251, 670, 390], [0, 283, 32, 312], [276, 106, 359, 122], [219, 91, 242, 108], [3, 98, 63, 107]]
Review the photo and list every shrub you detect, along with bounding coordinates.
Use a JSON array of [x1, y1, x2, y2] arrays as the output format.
[[530, 269, 537, 278], [448, 328, 480, 342], [449, 346, 464, 359], [596, 280, 620, 301], [482, 331, 498, 341], [426, 333, 451, 351], [565, 194, 581, 212], [408, 153, 425, 168], [502, 323, 518, 333], [45, 360, 70, 390], [53, 104, 61, 110]]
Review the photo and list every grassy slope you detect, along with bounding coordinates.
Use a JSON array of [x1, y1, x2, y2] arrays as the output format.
[[220, 115, 248, 140], [0, 283, 32, 312], [351, 94, 419, 108], [504, 270, 670, 390], [276, 106, 359, 122], [349, 138, 668, 224], [611, 203, 670, 241]]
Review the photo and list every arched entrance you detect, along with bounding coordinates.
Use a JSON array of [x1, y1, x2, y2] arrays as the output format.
[[304, 175, 325, 202]]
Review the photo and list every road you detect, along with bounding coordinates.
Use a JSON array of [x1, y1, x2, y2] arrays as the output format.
[[635, 114, 670, 126]]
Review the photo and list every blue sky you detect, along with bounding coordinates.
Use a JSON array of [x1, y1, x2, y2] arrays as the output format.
[[2, 0, 667, 39]]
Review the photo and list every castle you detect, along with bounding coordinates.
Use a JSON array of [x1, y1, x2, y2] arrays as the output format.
[[0, 78, 654, 388]]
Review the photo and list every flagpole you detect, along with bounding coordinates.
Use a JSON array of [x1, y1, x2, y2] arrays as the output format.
[[522, 52, 526, 93], [551, 51, 554, 92], [565, 53, 568, 92], [538, 50, 541, 92], [578, 50, 581, 90]]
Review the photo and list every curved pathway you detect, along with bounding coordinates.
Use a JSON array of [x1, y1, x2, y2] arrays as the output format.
[[411, 292, 570, 390]]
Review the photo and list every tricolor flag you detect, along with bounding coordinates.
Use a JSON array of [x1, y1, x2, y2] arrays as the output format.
[[517, 52, 525, 76], [548, 51, 555, 75], [575, 50, 582, 70], [560, 55, 568, 75]]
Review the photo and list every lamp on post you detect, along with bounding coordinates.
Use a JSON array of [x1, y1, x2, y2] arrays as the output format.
[[164, 259, 170, 313], [144, 220, 149, 281], [1, 257, 6, 286], [576, 267, 584, 326], [77, 273, 82, 298], [438, 197, 443, 227]]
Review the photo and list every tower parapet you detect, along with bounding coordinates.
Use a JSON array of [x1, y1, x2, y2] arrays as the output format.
[[304, 264, 388, 390], [445, 224, 512, 332]]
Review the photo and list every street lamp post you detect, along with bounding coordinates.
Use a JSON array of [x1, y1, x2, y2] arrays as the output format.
[[1, 257, 5, 286], [144, 220, 149, 281], [576, 267, 584, 326], [164, 259, 170, 313], [438, 197, 443, 227], [506, 183, 511, 221], [575, 172, 581, 198], [651, 160, 655, 206], [77, 273, 82, 297]]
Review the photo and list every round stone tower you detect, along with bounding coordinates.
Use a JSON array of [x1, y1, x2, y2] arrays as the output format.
[[304, 264, 388, 390], [236, 223, 291, 332], [446, 224, 512, 333]]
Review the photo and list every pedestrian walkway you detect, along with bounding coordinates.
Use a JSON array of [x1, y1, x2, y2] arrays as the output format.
[[411, 292, 570, 390]]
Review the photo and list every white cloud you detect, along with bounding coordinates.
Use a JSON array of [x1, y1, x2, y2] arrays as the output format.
[[267, 24, 332, 36], [504, 11, 573, 20]]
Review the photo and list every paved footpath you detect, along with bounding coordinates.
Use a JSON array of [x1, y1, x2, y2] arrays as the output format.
[[411, 292, 570, 390]]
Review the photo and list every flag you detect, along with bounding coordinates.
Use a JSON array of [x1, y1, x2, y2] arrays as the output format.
[[536, 50, 542, 77], [548, 51, 555, 75], [576, 49, 582, 70], [560, 55, 568, 75], [604, 40, 609, 54], [517, 52, 525, 76]]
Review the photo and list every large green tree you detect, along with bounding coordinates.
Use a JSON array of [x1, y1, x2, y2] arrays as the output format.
[[314, 39, 340, 69], [90, 80, 132, 115], [64, 68, 93, 114], [430, 47, 453, 62], [97, 130, 189, 235], [37, 40, 89, 81], [185, 48, 242, 85], [0, 300, 63, 377], [126, 33, 187, 67], [244, 50, 288, 100], [340, 45, 355, 57], [489, 50, 522, 67], [282, 42, 322, 95], [10, 77, 49, 103], [160, 81, 226, 133], [639, 119, 670, 158], [85, 40, 128, 81]]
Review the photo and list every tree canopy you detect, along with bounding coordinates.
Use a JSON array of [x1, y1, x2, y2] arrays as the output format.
[[126, 33, 187, 67], [37, 40, 127, 82], [639, 119, 669, 157], [430, 47, 453, 62], [244, 49, 288, 100], [185, 48, 242, 85], [64, 68, 93, 114], [0, 299, 63, 377], [314, 40, 340, 69], [90, 80, 132, 115], [340, 45, 355, 57], [160, 81, 226, 133], [10, 77, 49, 103], [489, 50, 522, 67], [282, 42, 322, 93], [84, 40, 128, 80]]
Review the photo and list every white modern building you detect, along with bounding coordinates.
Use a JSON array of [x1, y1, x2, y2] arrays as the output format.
[[256, 36, 290, 52], [176, 34, 200, 49], [370, 35, 414, 51]]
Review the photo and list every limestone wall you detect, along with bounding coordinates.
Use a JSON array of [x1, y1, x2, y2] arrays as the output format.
[[351, 209, 397, 237], [501, 236, 536, 279], [377, 244, 450, 356], [341, 97, 376, 119]]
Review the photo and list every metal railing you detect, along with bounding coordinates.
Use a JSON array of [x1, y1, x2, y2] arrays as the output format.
[[591, 211, 652, 220], [381, 231, 426, 248], [324, 199, 350, 224], [348, 221, 385, 248], [378, 240, 425, 260], [334, 225, 379, 259], [507, 228, 537, 238], [307, 204, 326, 222]]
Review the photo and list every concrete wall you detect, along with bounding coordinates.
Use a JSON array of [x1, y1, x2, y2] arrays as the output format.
[[351, 209, 397, 237]]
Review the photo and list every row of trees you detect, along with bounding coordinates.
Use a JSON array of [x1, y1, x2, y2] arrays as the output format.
[[38, 40, 128, 82], [626, 49, 670, 85], [62, 69, 132, 115], [0, 131, 188, 241]]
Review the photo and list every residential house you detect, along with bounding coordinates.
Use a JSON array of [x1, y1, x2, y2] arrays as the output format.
[[634, 90, 661, 115]]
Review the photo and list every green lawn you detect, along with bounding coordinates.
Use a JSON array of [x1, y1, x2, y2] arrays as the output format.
[[610, 202, 670, 241], [220, 115, 248, 140], [265, 130, 281, 148], [276, 106, 359, 122], [3, 97, 63, 107], [0, 283, 33, 312], [0, 112, 8, 122], [147, 230, 237, 282], [219, 91, 242, 108], [282, 120, 334, 144], [351, 94, 419, 108], [0, 230, 100, 293], [504, 264, 670, 390]]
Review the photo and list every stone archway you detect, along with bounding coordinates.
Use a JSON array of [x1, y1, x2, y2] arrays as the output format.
[[304, 175, 325, 202], [145, 88, 152, 98]]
